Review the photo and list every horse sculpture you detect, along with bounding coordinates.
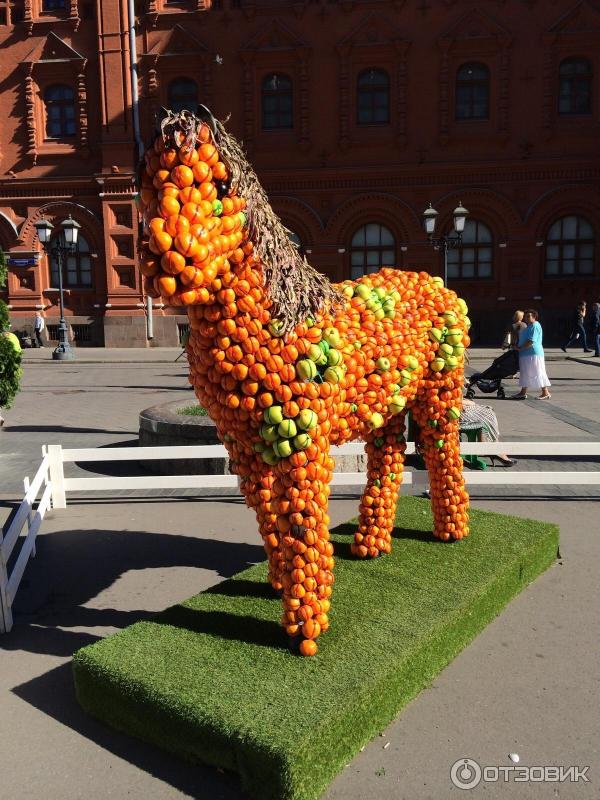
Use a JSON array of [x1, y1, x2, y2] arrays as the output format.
[[138, 107, 470, 655]]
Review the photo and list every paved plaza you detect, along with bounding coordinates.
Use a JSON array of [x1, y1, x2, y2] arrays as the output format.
[[0, 347, 599, 799]]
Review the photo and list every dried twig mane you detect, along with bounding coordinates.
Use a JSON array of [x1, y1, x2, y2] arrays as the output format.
[[157, 109, 343, 334], [214, 119, 344, 332]]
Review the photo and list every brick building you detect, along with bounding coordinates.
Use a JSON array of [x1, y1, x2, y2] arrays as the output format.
[[1, 0, 599, 346]]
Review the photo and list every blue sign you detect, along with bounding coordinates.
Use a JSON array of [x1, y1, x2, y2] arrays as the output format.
[[8, 258, 37, 267]]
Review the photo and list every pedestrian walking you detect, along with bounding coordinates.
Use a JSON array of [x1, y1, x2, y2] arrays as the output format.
[[589, 301, 600, 357], [33, 311, 45, 347], [561, 301, 592, 353], [505, 309, 526, 350], [512, 309, 551, 400]]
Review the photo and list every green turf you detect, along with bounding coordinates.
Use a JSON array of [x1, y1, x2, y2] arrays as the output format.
[[73, 497, 558, 800], [176, 404, 208, 416]]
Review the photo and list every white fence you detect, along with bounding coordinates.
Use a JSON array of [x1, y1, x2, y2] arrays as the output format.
[[1, 440, 599, 633]]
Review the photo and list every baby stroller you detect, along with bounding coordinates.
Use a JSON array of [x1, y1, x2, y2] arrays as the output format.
[[465, 348, 519, 399]]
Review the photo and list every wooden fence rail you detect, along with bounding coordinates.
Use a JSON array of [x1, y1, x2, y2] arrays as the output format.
[[1, 440, 598, 633]]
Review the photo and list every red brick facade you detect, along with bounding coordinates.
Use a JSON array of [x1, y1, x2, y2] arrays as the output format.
[[1, 0, 599, 346]]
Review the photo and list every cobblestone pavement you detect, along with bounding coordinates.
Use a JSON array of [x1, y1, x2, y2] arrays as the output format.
[[0, 349, 598, 800]]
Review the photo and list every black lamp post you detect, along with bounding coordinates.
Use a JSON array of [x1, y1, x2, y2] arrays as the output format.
[[423, 202, 469, 287], [34, 215, 81, 361]]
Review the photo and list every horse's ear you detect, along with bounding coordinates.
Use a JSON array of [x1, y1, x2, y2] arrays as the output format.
[[197, 104, 218, 135]]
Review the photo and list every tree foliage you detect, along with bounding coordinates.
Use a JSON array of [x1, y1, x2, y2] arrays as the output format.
[[0, 248, 22, 409]]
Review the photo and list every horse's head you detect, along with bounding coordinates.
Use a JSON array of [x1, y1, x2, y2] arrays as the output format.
[[139, 106, 250, 306]]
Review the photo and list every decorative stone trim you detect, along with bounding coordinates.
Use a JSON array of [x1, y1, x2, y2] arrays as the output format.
[[24, 74, 37, 163], [77, 71, 88, 150]]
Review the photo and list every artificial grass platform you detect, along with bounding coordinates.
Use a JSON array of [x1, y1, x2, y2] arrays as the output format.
[[73, 497, 558, 800]]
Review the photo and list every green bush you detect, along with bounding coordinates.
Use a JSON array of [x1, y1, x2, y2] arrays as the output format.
[[0, 248, 22, 409]]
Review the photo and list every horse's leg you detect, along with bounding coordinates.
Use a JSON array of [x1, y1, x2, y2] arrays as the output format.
[[272, 446, 335, 656], [413, 386, 470, 542], [234, 449, 283, 592], [352, 415, 407, 558]]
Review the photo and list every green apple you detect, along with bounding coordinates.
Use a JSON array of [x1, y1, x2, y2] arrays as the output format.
[[327, 348, 343, 366], [430, 357, 445, 372], [434, 439, 444, 449], [260, 423, 279, 442], [253, 441, 268, 453], [264, 406, 283, 425], [389, 383, 400, 394], [296, 359, 318, 380], [445, 328, 463, 345], [354, 283, 371, 300], [389, 395, 406, 414], [293, 433, 311, 450], [323, 327, 342, 347], [406, 355, 419, 371], [268, 319, 284, 338], [463, 316, 472, 329], [306, 343, 323, 362], [324, 366, 344, 384], [374, 308, 385, 321], [439, 342, 454, 356], [399, 369, 412, 386], [444, 356, 458, 370], [305, 316, 315, 327], [278, 419, 297, 438], [273, 439, 293, 458], [342, 284, 354, 298], [428, 419, 438, 428], [447, 406, 461, 420], [428, 327, 443, 343], [376, 357, 391, 372], [432, 276, 445, 287], [374, 437, 384, 447], [296, 409, 318, 430], [368, 412, 385, 429], [353, 340, 362, 349], [453, 344, 465, 358], [457, 298, 468, 315], [443, 311, 457, 326], [211, 199, 223, 216], [261, 447, 280, 465], [374, 286, 387, 300]]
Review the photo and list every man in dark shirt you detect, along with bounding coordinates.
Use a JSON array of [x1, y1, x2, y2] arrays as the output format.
[[561, 301, 592, 353], [589, 301, 600, 357]]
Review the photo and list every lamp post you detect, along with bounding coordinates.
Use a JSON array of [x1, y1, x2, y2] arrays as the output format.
[[423, 202, 469, 287], [34, 215, 81, 361]]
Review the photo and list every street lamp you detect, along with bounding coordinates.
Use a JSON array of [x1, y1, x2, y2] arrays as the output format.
[[423, 202, 469, 287], [34, 214, 81, 361]]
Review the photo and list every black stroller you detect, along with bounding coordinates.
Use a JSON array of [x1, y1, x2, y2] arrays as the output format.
[[465, 349, 519, 399]]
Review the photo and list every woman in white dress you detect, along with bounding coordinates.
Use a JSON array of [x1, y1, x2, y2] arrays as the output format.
[[512, 309, 551, 400]]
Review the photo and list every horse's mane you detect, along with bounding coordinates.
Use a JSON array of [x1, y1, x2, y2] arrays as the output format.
[[212, 119, 343, 333]]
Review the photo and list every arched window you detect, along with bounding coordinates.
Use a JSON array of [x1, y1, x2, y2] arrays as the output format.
[[167, 78, 199, 114], [455, 63, 490, 120], [44, 85, 76, 138], [350, 224, 396, 279], [446, 220, 493, 279], [559, 58, 593, 115], [50, 233, 93, 288], [357, 69, 390, 125], [545, 216, 595, 276], [261, 74, 293, 129]]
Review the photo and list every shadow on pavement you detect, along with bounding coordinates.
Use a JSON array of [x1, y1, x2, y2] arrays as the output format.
[[12, 662, 249, 800], [4, 425, 136, 435], [1, 528, 265, 658]]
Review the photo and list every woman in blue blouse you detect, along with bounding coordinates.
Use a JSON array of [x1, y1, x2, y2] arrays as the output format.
[[512, 309, 551, 400]]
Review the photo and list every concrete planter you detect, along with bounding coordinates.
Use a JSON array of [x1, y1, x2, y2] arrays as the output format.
[[139, 400, 368, 477], [139, 400, 230, 475]]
